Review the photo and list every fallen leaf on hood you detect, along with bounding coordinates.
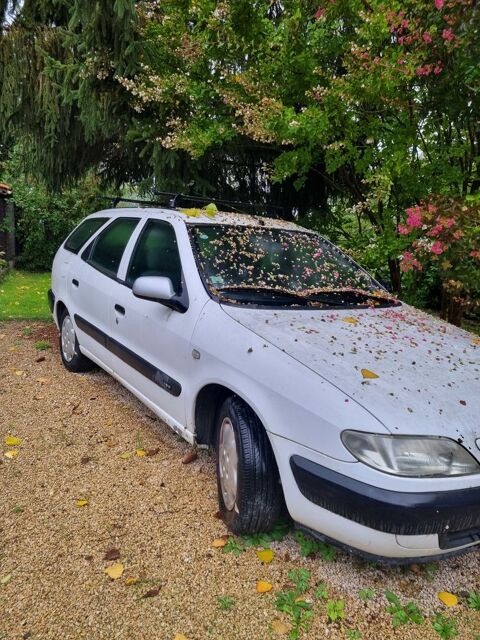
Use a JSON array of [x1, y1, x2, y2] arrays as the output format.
[[104, 563, 124, 580], [76, 499, 88, 507], [342, 317, 359, 325], [142, 585, 161, 598], [459, 400, 466, 406], [125, 577, 140, 586], [181, 451, 198, 464], [361, 368, 379, 379], [271, 620, 289, 634], [256, 549, 275, 564], [136, 449, 146, 457], [104, 548, 121, 561], [257, 581, 273, 593], [472, 337, 480, 346], [438, 591, 458, 607], [4, 436, 21, 446], [5, 450, 18, 458], [212, 536, 229, 548]]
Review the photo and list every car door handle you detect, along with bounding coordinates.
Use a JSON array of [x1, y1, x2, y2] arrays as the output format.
[[72, 278, 79, 287], [114, 304, 125, 316]]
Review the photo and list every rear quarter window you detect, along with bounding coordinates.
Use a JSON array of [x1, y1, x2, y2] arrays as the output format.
[[64, 218, 109, 254]]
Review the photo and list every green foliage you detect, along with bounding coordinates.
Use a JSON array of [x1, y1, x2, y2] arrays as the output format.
[[346, 631, 361, 640], [222, 537, 244, 556], [34, 340, 50, 350], [275, 569, 313, 640], [217, 596, 235, 611], [467, 591, 480, 611], [314, 582, 329, 600], [326, 599, 345, 623], [431, 614, 458, 639], [384, 591, 424, 627], [241, 522, 291, 549], [358, 588, 375, 601], [294, 531, 336, 561]]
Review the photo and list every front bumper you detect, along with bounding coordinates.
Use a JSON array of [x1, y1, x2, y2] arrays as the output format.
[[291, 455, 480, 549]]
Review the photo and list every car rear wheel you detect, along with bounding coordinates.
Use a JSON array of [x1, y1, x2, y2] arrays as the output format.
[[59, 309, 95, 373], [215, 396, 283, 534]]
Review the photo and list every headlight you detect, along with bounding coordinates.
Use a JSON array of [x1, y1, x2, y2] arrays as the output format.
[[341, 431, 480, 477]]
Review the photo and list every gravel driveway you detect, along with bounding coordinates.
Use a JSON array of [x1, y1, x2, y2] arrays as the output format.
[[1, 321, 479, 640]]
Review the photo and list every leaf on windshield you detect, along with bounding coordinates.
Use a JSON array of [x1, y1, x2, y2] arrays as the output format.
[[361, 368, 379, 379]]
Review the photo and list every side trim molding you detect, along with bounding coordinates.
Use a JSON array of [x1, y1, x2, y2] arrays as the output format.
[[74, 314, 181, 397]]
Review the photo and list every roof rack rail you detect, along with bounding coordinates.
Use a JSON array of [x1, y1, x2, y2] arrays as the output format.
[[97, 195, 170, 208], [153, 191, 283, 218]]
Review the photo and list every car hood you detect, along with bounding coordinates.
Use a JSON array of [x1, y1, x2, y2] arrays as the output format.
[[222, 303, 480, 446]]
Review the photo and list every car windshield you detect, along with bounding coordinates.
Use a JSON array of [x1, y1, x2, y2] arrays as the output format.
[[189, 224, 395, 308]]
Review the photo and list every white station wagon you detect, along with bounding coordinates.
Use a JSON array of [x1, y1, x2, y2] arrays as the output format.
[[49, 201, 480, 562]]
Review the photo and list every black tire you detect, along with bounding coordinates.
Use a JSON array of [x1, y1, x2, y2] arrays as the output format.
[[59, 309, 96, 373], [215, 395, 283, 535]]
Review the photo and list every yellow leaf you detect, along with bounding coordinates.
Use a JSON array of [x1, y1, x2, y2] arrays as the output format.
[[5, 450, 18, 459], [271, 620, 289, 635], [212, 537, 228, 548], [76, 499, 88, 507], [204, 203, 218, 217], [174, 635, 188, 640], [361, 368, 379, 379], [438, 591, 458, 607], [136, 449, 146, 457], [4, 436, 21, 446], [256, 549, 274, 564], [256, 581, 273, 593], [342, 317, 358, 325], [104, 563, 124, 580], [119, 452, 132, 459], [472, 337, 480, 346], [125, 577, 140, 586], [180, 207, 201, 218], [14, 370, 24, 376]]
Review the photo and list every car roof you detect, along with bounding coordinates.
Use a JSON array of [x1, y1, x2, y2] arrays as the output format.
[[89, 207, 311, 233]]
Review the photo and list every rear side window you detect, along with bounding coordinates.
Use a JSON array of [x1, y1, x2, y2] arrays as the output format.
[[87, 217, 139, 277], [64, 217, 109, 254]]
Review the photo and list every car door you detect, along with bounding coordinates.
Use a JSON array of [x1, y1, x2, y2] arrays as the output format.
[[106, 217, 204, 433], [70, 215, 141, 370]]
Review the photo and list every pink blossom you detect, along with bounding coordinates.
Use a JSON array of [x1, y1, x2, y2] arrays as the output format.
[[412, 259, 423, 271], [423, 32, 433, 44], [470, 250, 480, 259], [435, 0, 444, 9], [428, 224, 443, 237], [431, 241, 444, 255], [434, 65, 443, 75], [406, 206, 422, 228], [445, 218, 455, 228], [442, 29, 454, 41], [314, 7, 325, 19], [397, 223, 410, 235], [313, 250, 323, 259]]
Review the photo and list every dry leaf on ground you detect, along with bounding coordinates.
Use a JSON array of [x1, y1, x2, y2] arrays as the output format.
[[271, 620, 289, 635], [212, 537, 229, 548], [104, 564, 124, 580], [438, 591, 458, 607], [181, 451, 198, 464], [256, 581, 273, 593], [76, 499, 88, 507], [5, 450, 19, 458], [142, 586, 161, 598], [256, 549, 274, 564], [104, 548, 121, 561], [4, 436, 22, 446]]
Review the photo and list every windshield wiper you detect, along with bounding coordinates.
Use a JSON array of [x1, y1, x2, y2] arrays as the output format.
[[216, 285, 312, 305], [304, 288, 396, 306]]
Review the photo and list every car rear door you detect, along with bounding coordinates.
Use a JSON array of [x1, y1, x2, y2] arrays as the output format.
[[70, 215, 141, 371]]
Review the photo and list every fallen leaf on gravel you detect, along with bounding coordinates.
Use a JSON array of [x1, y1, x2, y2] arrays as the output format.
[[106, 439, 118, 448], [146, 447, 160, 457], [438, 591, 458, 607], [256, 549, 275, 563], [125, 577, 140, 586], [14, 370, 24, 376], [36, 356, 45, 363], [174, 635, 188, 640], [80, 456, 92, 464], [104, 563, 124, 580], [0, 574, 12, 585], [36, 377, 51, 384], [142, 586, 161, 598], [257, 581, 273, 593], [212, 537, 229, 548], [271, 620, 289, 635], [181, 451, 198, 464], [76, 499, 88, 507], [136, 449, 146, 457], [342, 317, 359, 325], [120, 452, 132, 459], [5, 450, 18, 458], [361, 368, 379, 379], [104, 548, 121, 561], [4, 436, 21, 446]]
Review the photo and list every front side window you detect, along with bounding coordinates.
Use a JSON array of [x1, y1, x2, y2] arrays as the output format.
[[87, 217, 139, 277], [64, 217, 109, 253], [189, 224, 396, 308], [126, 219, 182, 293]]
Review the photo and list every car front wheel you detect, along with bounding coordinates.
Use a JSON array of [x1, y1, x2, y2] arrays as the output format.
[[215, 396, 283, 534], [59, 309, 95, 373]]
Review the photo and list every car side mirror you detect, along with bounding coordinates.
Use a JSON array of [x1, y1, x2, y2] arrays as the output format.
[[132, 276, 187, 312]]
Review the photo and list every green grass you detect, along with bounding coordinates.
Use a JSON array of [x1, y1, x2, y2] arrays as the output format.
[[0, 270, 52, 321]]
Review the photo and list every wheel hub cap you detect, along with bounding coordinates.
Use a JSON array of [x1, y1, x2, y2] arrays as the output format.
[[218, 418, 238, 511], [61, 316, 76, 362]]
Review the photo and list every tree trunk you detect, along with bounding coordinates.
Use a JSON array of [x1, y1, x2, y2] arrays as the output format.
[[388, 258, 401, 294], [440, 289, 465, 327]]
